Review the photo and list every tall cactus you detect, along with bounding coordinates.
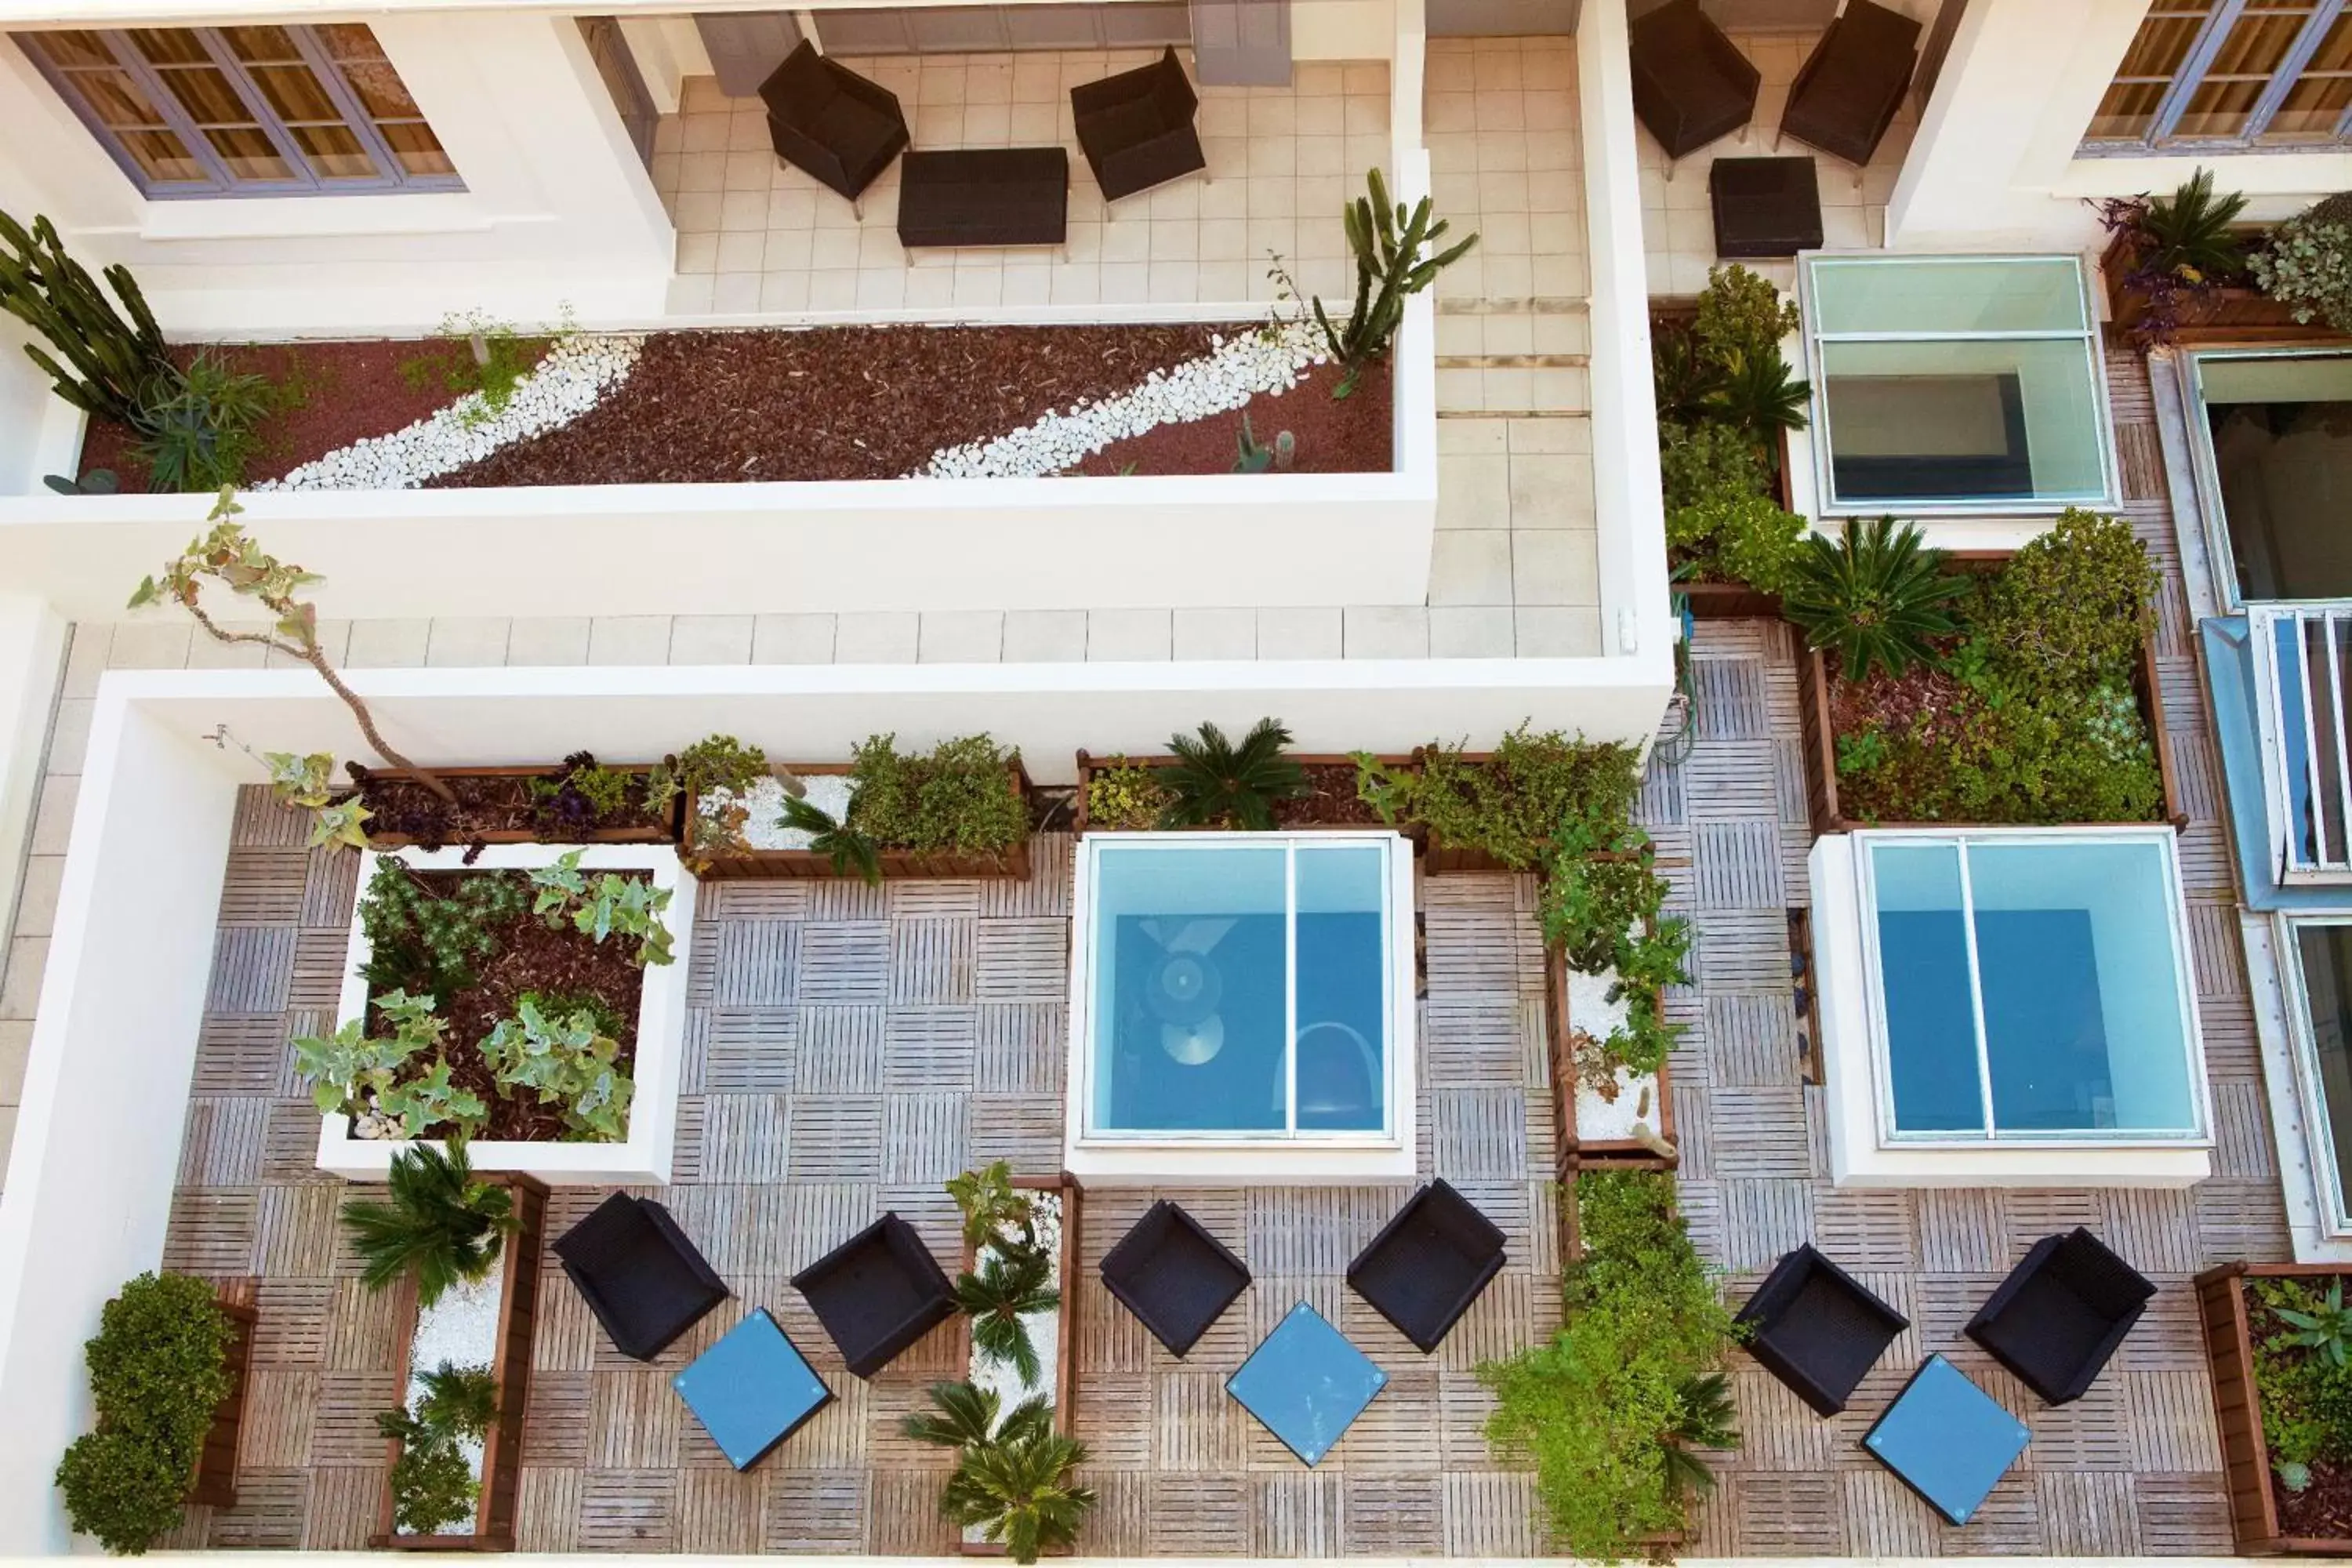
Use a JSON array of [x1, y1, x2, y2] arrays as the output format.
[[1311, 169, 1477, 399], [0, 208, 168, 425]]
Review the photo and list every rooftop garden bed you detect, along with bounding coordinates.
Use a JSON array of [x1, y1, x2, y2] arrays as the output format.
[[2198, 1261, 2352, 1555], [354, 758, 677, 849], [1073, 727, 1404, 834], [1789, 510, 2182, 830], [2099, 170, 2350, 348]]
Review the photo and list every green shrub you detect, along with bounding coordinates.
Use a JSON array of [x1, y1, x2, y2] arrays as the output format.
[[341, 1141, 517, 1307], [1702, 345, 1810, 439], [848, 733, 1029, 853], [2254, 1278, 2352, 1489], [1835, 686, 2163, 825], [646, 733, 767, 827], [56, 1272, 235, 1555], [1693, 263, 1798, 367], [379, 1360, 497, 1536], [1666, 490, 1807, 595], [358, 860, 530, 1002], [1973, 507, 2157, 691], [1657, 419, 1767, 513], [129, 350, 278, 494], [1356, 726, 1641, 872], [2252, 191, 2352, 333], [1159, 719, 1308, 830], [1651, 325, 1724, 427], [1482, 1171, 1738, 1560], [1085, 757, 1173, 831]]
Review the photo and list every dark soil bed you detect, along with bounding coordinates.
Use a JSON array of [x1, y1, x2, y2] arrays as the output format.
[[428, 322, 1232, 486], [1076, 360, 1392, 474], [76, 337, 547, 492], [1273, 762, 1388, 826], [2282, 1461, 2352, 1541], [369, 870, 645, 1144], [2247, 1277, 2352, 1542], [355, 762, 659, 848]]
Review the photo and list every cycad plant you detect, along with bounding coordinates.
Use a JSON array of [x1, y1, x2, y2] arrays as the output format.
[[1160, 718, 1308, 829], [341, 1139, 518, 1307], [1661, 1370, 1740, 1500], [2136, 166, 2249, 282], [1703, 346, 1810, 438], [1651, 323, 1726, 426], [778, 793, 882, 885], [1782, 517, 1967, 684], [1312, 167, 1479, 397], [956, 1248, 1060, 1387], [905, 1381, 1095, 1566]]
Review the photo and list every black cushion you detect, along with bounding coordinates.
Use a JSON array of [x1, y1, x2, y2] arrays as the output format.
[[1098, 1200, 1250, 1357], [554, 1193, 729, 1363], [791, 1213, 957, 1379], [1072, 47, 1206, 204], [897, 147, 1070, 248], [1734, 1244, 1907, 1416], [757, 42, 908, 203], [1347, 1179, 1508, 1353], [1965, 1229, 2154, 1406]]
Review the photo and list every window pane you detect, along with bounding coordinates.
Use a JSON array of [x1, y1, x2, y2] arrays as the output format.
[[378, 120, 454, 177], [1091, 846, 1288, 1134], [120, 126, 207, 183], [289, 122, 373, 179], [1294, 847, 1386, 1133], [1821, 338, 2106, 506], [1812, 258, 2088, 336], [2203, 354, 2352, 600], [126, 27, 211, 65], [2179, 7, 2310, 137], [1870, 843, 1984, 1134], [2296, 924, 2352, 1228], [74, 68, 170, 129], [33, 30, 117, 68], [203, 124, 294, 181], [245, 62, 339, 122], [1967, 841, 2196, 1134], [159, 64, 252, 124], [2090, 2, 2214, 139], [2089, 78, 2174, 141]]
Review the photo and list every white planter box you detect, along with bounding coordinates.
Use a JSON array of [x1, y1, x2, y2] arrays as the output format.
[[314, 843, 695, 1186]]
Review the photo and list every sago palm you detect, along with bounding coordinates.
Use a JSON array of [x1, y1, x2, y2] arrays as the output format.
[[1782, 517, 1966, 683], [902, 1379, 1053, 1450], [778, 793, 881, 885], [1160, 717, 1308, 830], [1661, 1370, 1740, 1500], [1703, 346, 1811, 437], [2138, 166, 2249, 282], [956, 1250, 1060, 1387], [340, 1139, 516, 1307], [942, 1428, 1096, 1565]]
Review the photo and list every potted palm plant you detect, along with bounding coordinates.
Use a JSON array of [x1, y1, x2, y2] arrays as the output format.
[[1075, 718, 1407, 833], [347, 1142, 546, 1552], [2097, 168, 2321, 344], [904, 1380, 1096, 1562], [948, 1162, 1078, 1457]]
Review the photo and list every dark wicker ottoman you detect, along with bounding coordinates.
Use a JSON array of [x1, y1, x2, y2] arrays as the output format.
[[1099, 1200, 1250, 1357], [897, 147, 1069, 249], [1708, 156, 1824, 259]]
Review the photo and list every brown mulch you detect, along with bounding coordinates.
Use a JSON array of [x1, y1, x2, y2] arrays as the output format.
[[1827, 648, 1976, 748], [354, 761, 665, 850], [75, 337, 546, 492], [1075, 360, 1392, 475], [2280, 1458, 2352, 1542], [1272, 762, 1388, 827], [427, 322, 1237, 486], [373, 872, 647, 1145]]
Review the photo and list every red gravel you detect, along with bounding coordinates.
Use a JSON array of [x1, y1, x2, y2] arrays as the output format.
[[75, 336, 547, 491], [428, 322, 1238, 486], [1077, 359, 1392, 475]]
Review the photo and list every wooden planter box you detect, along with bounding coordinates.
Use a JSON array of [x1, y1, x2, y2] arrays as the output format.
[[2101, 232, 2342, 347], [1682, 580, 1784, 620], [187, 1291, 258, 1508], [1795, 626, 2186, 836], [1543, 946, 1675, 1171], [2195, 1261, 2352, 1555], [360, 764, 678, 849], [372, 1175, 547, 1553], [1070, 750, 1409, 838], [958, 1174, 1081, 1557], [687, 760, 1033, 881]]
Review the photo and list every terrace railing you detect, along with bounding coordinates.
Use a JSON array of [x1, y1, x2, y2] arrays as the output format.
[[2252, 601, 2352, 883]]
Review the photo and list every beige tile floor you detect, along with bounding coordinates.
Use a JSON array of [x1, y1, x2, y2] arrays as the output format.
[[1641, 27, 1917, 299], [653, 53, 1391, 314]]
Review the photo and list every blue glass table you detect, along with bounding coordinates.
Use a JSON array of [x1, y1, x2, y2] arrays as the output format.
[[1864, 1355, 2031, 1525], [1226, 1301, 1388, 1466], [672, 1308, 833, 1470]]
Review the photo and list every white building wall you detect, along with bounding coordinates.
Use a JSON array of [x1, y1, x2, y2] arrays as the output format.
[[1890, 0, 2352, 252]]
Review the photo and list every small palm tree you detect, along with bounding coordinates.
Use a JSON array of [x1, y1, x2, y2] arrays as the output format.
[[906, 1380, 1092, 1565], [1661, 1370, 1740, 1500], [956, 1249, 1060, 1387], [1782, 517, 1967, 684], [341, 1139, 517, 1307], [2138, 166, 2249, 282], [1160, 718, 1308, 830], [778, 793, 881, 884], [902, 1378, 1052, 1450]]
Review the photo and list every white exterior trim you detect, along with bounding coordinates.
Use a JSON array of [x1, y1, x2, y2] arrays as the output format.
[[315, 842, 695, 1187]]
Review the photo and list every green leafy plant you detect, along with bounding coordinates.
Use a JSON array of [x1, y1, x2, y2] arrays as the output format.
[[903, 1381, 1094, 1565], [2278, 1279, 2352, 1370], [2252, 191, 2352, 332], [528, 751, 636, 835], [340, 1140, 518, 1308], [1356, 727, 1642, 872], [779, 793, 883, 884], [645, 733, 768, 827], [1973, 507, 2157, 691], [1538, 818, 1689, 1080], [129, 499, 456, 805], [479, 993, 633, 1142], [129, 350, 275, 494], [265, 750, 372, 850], [1657, 418, 1766, 512], [845, 733, 1028, 855], [1783, 517, 1968, 683], [1305, 168, 1478, 398], [1664, 488, 1807, 594], [0, 208, 169, 425], [2136, 167, 2250, 282], [1662, 1371, 1740, 1500], [956, 1248, 1061, 1388], [54, 1271, 235, 1555], [1693, 262, 1799, 368], [401, 309, 550, 426], [377, 1360, 499, 1534], [415, 1360, 499, 1439], [1160, 718, 1309, 830], [525, 851, 675, 967], [358, 860, 531, 1001], [949, 1160, 1043, 1259], [1702, 346, 1810, 438], [1084, 757, 1174, 831], [45, 466, 120, 495], [292, 989, 446, 1120], [2252, 1276, 2352, 1504], [1232, 412, 1296, 473], [1481, 1171, 1740, 1561], [1650, 325, 1726, 428]]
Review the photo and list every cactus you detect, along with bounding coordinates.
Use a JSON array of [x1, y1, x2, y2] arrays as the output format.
[[0, 209, 168, 425], [1311, 169, 1477, 399]]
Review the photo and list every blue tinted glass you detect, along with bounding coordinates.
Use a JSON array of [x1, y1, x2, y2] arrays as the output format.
[[1294, 846, 1386, 1132], [1864, 1355, 2028, 1525], [1226, 1301, 1388, 1466], [2280, 615, 2321, 867], [1871, 843, 1984, 1134], [1092, 844, 1287, 1134]]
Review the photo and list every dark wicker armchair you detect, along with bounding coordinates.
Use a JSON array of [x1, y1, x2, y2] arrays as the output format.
[[554, 1192, 729, 1362], [1779, 0, 1921, 169], [1099, 1200, 1250, 1357], [1072, 47, 1207, 205], [792, 1213, 957, 1378], [1733, 1244, 1908, 1416], [1966, 1228, 2155, 1405], [1628, 0, 1760, 173], [757, 41, 909, 216], [1347, 1179, 1507, 1353]]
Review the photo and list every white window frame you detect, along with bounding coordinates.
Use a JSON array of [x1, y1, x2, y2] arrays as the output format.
[[1852, 826, 2211, 1149], [2280, 912, 2352, 1236], [1798, 252, 2120, 517]]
